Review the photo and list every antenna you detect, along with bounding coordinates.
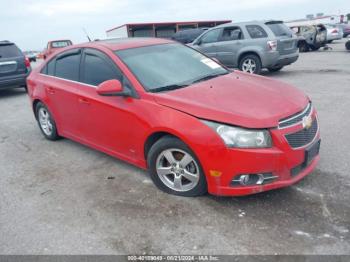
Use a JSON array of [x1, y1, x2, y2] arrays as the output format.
[[82, 28, 92, 42]]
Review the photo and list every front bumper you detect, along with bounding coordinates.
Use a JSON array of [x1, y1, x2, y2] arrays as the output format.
[[202, 111, 320, 196]]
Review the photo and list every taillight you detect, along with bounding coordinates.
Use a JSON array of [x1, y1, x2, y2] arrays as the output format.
[[331, 29, 338, 33], [267, 40, 277, 51], [25, 57, 31, 68]]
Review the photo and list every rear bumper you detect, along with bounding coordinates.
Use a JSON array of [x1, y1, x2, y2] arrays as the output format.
[[0, 73, 28, 89], [262, 51, 299, 68]]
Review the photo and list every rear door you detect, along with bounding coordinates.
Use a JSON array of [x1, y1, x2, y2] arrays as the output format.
[[40, 49, 83, 138], [265, 22, 297, 55], [215, 26, 245, 67], [0, 42, 27, 79]]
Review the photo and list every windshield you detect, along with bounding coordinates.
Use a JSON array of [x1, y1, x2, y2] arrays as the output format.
[[266, 22, 293, 37], [115, 43, 228, 92]]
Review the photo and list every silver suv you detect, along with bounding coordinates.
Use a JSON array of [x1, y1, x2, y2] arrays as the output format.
[[191, 21, 299, 74]]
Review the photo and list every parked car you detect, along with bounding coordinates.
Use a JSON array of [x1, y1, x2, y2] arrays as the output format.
[[42, 39, 73, 59], [337, 23, 350, 37], [190, 21, 299, 74], [171, 28, 208, 44], [27, 38, 320, 197], [346, 39, 350, 50], [290, 24, 327, 52], [325, 24, 343, 43], [0, 40, 31, 91], [23, 51, 37, 62]]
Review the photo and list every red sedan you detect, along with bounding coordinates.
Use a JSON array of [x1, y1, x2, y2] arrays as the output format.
[[26, 38, 320, 197]]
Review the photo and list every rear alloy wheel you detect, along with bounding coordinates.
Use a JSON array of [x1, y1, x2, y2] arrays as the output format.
[[35, 102, 60, 141], [147, 136, 207, 197], [239, 54, 262, 74]]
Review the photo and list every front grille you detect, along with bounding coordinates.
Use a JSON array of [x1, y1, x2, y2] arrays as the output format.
[[279, 103, 312, 128], [285, 118, 318, 148]]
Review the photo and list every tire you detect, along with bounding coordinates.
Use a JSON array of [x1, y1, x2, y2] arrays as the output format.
[[299, 41, 309, 52], [268, 66, 283, 72], [238, 54, 262, 74], [346, 41, 350, 51], [327, 40, 333, 43], [35, 102, 60, 141], [310, 45, 320, 51], [147, 136, 207, 197]]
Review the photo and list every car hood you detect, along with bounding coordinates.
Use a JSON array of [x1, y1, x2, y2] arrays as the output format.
[[152, 71, 309, 128]]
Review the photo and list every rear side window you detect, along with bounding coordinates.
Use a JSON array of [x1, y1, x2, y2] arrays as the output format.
[[246, 25, 268, 38], [55, 51, 81, 81], [0, 44, 22, 58], [266, 23, 292, 37], [82, 50, 122, 86]]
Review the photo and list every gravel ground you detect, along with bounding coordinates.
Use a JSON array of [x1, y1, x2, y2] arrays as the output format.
[[0, 39, 349, 255]]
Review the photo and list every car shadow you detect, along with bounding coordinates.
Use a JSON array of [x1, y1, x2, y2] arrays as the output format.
[[0, 88, 27, 98]]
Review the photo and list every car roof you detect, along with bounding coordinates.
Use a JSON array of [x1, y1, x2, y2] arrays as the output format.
[[214, 20, 283, 28], [75, 37, 175, 51]]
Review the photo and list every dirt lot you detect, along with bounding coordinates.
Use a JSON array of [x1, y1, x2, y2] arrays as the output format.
[[0, 39, 349, 255]]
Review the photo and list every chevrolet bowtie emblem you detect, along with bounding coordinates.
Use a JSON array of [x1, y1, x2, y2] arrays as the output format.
[[302, 116, 313, 129]]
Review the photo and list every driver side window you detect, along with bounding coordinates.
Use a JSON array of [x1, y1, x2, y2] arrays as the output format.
[[200, 29, 221, 44]]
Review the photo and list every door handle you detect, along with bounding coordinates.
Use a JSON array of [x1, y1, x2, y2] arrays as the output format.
[[78, 97, 90, 105], [46, 86, 55, 94]]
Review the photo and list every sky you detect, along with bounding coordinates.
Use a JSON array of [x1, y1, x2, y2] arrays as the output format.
[[1, 0, 348, 51]]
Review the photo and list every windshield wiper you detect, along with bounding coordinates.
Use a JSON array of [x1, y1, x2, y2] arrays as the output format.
[[149, 84, 189, 93], [189, 72, 229, 85]]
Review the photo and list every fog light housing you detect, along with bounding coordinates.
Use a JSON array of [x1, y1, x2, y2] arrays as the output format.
[[231, 173, 278, 187]]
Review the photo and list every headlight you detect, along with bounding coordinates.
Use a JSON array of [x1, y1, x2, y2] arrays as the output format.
[[202, 120, 272, 148]]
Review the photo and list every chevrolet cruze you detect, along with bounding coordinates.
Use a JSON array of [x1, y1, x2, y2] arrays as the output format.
[[27, 38, 320, 197]]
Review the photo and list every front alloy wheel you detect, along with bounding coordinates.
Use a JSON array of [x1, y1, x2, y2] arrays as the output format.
[[147, 136, 207, 197], [156, 148, 200, 192]]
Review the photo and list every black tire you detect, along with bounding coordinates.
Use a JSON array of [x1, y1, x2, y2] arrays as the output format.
[[268, 66, 284, 72], [310, 45, 320, 51], [147, 136, 207, 197], [35, 102, 60, 141], [299, 41, 309, 52], [238, 54, 262, 74], [327, 40, 333, 43], [346, 41, 350, 51]]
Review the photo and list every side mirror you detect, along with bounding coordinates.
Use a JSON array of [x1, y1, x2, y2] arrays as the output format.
[[96, 79, 131, 97]]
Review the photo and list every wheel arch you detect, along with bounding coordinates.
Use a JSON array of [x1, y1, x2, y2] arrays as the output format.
[[238, 51, 262, 65], [32, 99, 42, 119], [144, 131, 183, 161]]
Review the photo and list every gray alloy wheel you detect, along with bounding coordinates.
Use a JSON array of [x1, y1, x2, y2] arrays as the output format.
[[156, 148, 200, 192], [35, 102, 60, 141], [239, 54, 262, 74], [147, 135, 207, 197], [241, 58, 257, 74], [38, 107, 53, 136]]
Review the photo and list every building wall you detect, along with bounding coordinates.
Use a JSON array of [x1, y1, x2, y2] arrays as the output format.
[[106, 25, 128, 38]]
